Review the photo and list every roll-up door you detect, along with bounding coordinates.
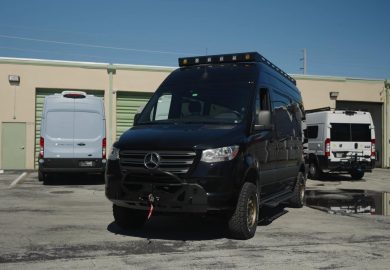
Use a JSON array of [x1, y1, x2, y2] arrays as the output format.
[[116, 91, 152, 139], [34, 89, 104, 168]]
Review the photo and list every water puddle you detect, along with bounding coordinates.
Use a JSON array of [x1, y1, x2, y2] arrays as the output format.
[[305, 189, 390, 216]]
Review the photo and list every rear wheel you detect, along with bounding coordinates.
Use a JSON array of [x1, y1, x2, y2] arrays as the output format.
[[38, 170, 45, 182], [113, 204, 148, 230], [228, 182, 259, 240], [351, 170, 364, 180], [289, 171, 306, 208], [308, 161, 322, 180], [41, 172, 52, 185]]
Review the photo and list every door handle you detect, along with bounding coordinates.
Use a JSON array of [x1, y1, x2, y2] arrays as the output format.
[[20, 146, 25, 150], [77, 143, 86, 146]]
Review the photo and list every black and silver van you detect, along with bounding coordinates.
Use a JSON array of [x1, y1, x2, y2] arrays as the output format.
[[106, 52, 306, 239]]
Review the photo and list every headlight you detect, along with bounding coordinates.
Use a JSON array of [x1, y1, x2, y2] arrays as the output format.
[[201, 145, 239, 163], [108, 147, 120, 160]]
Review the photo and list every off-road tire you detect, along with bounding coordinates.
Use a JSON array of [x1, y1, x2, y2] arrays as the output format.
[[113, 204, 148, 230], [228, 182, 259, 240], [289, 171, 306, 208], [350, 170, 364, 180], [308, 161, 322, 180]]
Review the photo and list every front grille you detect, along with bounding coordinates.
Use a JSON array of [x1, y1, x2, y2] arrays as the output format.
[[119, 150, 197, 175]]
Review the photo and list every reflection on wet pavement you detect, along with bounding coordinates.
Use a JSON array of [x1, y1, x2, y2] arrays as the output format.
[[305, 189, 390, 216]]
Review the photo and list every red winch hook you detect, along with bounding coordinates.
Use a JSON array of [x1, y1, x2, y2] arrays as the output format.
[[147, 194, 155, 220]]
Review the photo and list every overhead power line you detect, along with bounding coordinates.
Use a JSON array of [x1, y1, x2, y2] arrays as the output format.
[[0, 34, 191, 55], [0, 46, 108, 60]]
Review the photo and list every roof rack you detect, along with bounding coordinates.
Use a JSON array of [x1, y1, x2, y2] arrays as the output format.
[[178, 52, 296, 85]]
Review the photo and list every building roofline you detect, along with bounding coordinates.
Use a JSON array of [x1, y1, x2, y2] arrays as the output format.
[[291, 74, 384, 83], [0, 56, 175, 72], [0, 56, 385, 81]]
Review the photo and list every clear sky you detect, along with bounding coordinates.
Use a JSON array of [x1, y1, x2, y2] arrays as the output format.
[[0, 0, 389, 79]]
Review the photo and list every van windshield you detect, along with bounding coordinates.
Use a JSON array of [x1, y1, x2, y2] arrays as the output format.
[[331, 123, 371, 142], [138, 81, 253, 125]]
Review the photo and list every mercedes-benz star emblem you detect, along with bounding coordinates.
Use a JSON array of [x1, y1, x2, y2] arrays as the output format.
[[144, 152, 161, 170]]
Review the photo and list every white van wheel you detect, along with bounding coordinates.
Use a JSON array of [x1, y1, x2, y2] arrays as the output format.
[[308, 162, 322, 180], [351, 170, 364, 180]]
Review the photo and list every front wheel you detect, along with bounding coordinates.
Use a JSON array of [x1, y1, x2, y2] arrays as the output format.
[[228, 182, 259, 240], [113, 204, 148, 230], [289, 171, 306, 208]]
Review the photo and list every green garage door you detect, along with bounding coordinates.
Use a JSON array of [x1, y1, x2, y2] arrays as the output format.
[[34, 89, 104, 168], [116, 92, 152, 139]]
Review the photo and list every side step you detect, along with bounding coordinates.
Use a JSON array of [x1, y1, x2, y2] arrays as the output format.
[[261, 191, 294, 207]]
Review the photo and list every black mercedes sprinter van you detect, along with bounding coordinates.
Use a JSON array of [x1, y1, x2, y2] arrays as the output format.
[[106, 52, 306, 239]]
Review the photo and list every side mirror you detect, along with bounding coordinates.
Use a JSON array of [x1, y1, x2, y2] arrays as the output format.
[[133, 113, 140, 126], [254, 110, 273, 131]]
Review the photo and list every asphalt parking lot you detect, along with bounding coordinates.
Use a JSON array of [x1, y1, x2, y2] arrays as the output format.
[[0, 170, 390, 269]]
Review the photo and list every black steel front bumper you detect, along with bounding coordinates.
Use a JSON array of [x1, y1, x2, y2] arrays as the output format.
[[105, 160, 238, 213]]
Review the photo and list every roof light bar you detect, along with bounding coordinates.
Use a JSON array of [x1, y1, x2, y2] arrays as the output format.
[[178, 52, 296, 85]]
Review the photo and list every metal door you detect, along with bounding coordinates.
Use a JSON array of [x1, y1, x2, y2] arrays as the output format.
[[116, 91, 152, 139], [1, 123, 26, 169]]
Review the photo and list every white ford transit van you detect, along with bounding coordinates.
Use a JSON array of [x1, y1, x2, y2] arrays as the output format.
[[305, 108, 375, 180], [38, 91, 106, 183]]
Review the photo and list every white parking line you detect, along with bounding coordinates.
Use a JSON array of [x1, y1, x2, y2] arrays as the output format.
[[9, 172, 29, 189]]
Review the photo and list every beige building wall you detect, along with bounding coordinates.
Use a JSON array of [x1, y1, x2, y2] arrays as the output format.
[[295, 75, 384, 109], [0, 58, 387, 169]]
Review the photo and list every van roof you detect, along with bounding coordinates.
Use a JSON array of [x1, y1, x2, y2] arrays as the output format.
[[43, 91, 104, 113], [306, 110, 374, 125]]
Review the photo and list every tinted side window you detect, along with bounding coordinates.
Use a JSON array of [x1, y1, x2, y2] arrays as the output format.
[[351, 124, 371, 142], [331, 123, 350, 141], [306, 125, 318, 139], [272, 90, 293, 137]]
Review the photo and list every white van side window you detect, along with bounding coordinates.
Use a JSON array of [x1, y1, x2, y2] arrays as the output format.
[[306, 125, 318, 139]]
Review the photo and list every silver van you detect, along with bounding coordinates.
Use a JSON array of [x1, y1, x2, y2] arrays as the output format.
[[38, 91, 106, 183]]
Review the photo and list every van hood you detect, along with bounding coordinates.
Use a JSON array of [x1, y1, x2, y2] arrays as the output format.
[[116, 124, 246, 150]]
